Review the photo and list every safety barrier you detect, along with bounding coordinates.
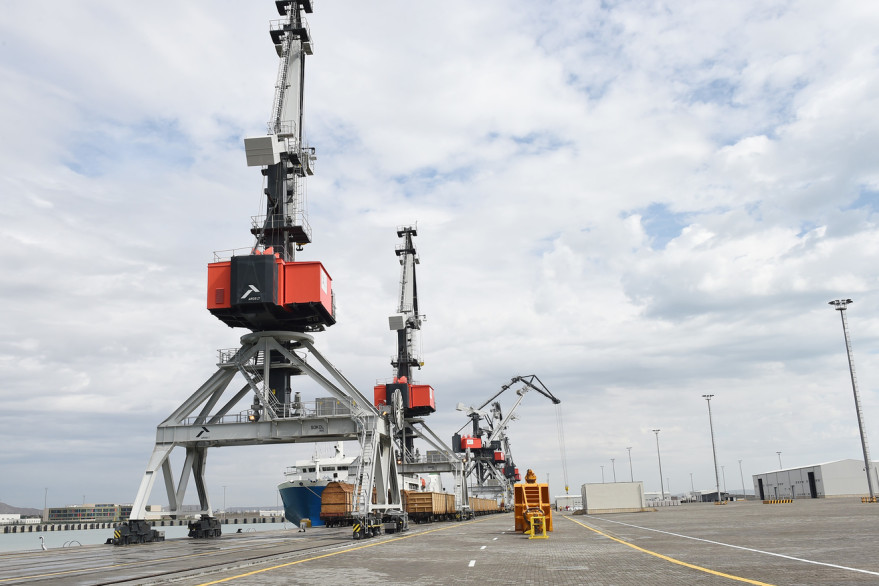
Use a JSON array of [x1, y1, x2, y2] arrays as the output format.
[[762, 499, 793, 504]]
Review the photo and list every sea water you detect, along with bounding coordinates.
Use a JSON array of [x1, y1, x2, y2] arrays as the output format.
[[0, 521, 294, 553]]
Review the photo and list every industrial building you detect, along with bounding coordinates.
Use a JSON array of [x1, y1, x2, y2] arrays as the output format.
[[752, 459, 879, 499], [45, 504, 133, 523], [554, 494, 582, 511]]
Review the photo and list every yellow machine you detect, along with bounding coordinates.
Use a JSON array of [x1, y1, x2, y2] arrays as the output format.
[[514, 469, 552, 539]]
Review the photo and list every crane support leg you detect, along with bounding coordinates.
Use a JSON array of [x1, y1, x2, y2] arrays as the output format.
[[126, 332, 402, 526]]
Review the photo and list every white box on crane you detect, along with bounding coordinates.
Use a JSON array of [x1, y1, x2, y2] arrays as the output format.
[[244, 135, 282, 166]]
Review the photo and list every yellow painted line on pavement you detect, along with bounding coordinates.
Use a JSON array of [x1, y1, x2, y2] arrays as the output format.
[[197, 518, 490, 585], [565, 516, 774, 586]]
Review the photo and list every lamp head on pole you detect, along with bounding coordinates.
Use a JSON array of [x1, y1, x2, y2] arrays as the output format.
[[829, 299, 853, 311]]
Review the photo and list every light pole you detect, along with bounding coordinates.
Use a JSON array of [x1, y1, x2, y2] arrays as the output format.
[[703, 395, 722, 502], [652, 429, 665, 499], [690, 472, 694, 493], [627, 447, 633, 482], [223, 485, 227, 521], [611, 458, 616, 483], [721, 465, 727, 494], [739, 459, 746, 497], [777, 451, 783, 469], [830, 298, 875, 499], [600, 465, 605, 483]]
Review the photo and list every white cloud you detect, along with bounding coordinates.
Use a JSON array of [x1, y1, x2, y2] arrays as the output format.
[[2, 0, 879, 510]]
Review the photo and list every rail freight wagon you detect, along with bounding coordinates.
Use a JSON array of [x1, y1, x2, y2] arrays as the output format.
[[469, 497, 501, 515], [402, 490, 457, 523], [319, 481, 377, 527]]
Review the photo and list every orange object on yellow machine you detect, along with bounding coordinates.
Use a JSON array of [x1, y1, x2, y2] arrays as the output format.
[[514, 469, 553, 534]]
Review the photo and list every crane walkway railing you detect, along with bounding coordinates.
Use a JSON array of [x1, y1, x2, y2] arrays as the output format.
[[352, 417, 380, 517]]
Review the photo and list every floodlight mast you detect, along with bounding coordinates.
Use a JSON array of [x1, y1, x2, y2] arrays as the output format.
[[703, 394, 722, 502], [829, 298, 875, 500], [652, 429, 665, 499]]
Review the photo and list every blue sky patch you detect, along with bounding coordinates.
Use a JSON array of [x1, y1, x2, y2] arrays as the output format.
[[391, 165, 475, 198], [510, 131, 573, 155], [65, 117, 194, 177], [688, 78, 738, 107], [844, 186, 879, 214], [633, 202, 690, 249]]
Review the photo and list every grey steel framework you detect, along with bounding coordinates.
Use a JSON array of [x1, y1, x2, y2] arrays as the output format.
[[378, 226, 471, 513], [129, 331, 403, 522], [455, 375, 561, 506], [399, 418, 469, 512], [829, 298, 875, 499]]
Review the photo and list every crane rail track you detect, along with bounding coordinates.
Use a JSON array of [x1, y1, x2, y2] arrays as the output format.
[[0, 530, 355, 585]]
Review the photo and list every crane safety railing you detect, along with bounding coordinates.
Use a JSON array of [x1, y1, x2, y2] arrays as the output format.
[[217, 347, 309, 367], [211, 247, 262, 263], [270, 120, 297, 139], [250, 212, 312, 242], [180, 398, 354, 427], [268, 17, 312, 51], [401, 448, 452, 464]]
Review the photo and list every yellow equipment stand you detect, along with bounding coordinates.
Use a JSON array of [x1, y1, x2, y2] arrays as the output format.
[[514, 469, 553, 535], [525, 509, 548, 539]]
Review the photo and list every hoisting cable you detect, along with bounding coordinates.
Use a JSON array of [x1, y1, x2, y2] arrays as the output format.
[[555, 403, 569, 493]]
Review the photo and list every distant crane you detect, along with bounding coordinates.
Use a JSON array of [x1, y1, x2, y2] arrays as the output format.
[[454, 375, 564, 505]]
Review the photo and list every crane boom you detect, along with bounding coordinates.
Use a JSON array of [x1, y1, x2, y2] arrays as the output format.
[[454, 375, 563, 504], [374, 227, 436, 463], [392, 226, 422, 381]]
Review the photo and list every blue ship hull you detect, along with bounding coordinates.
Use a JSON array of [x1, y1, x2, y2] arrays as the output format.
[[278, 482, 327, 527]]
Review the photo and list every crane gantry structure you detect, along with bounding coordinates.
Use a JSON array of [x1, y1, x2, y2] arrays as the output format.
[[125, 0, 406, 538]]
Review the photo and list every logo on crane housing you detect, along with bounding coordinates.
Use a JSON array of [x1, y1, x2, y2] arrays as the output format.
[[241, 285, 261, 300]]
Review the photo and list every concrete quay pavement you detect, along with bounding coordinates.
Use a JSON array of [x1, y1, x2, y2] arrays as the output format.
[[5, 498, 879, 585], [177, 498, 879, 585]]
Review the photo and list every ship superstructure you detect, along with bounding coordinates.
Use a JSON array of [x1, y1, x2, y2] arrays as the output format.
[[277, 442, 359, 527]]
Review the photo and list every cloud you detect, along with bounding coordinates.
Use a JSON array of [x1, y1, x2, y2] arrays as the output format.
[[2, 0, 879, 510]]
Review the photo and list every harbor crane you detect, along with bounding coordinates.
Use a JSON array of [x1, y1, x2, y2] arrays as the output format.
[[119, 0, 405, 541], [454, 375, 562, 506], [372, 228, 471, 514], [374, 226, 435, 461]]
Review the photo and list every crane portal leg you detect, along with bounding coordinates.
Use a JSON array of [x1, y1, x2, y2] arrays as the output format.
[[129, 444, 173, 520]]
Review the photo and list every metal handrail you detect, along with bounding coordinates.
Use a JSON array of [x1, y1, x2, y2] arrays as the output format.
[[180, 398, 354, 426]]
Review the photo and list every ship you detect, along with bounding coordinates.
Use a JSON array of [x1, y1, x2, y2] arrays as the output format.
[[278, 442, 435, 526], [277, 442, 358, 527]]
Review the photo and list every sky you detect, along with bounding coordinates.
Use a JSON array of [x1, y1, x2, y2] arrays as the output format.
[[2, 0, 879, 510]]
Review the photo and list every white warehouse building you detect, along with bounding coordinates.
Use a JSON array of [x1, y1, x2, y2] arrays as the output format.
[[752, 459, 879, 500]]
